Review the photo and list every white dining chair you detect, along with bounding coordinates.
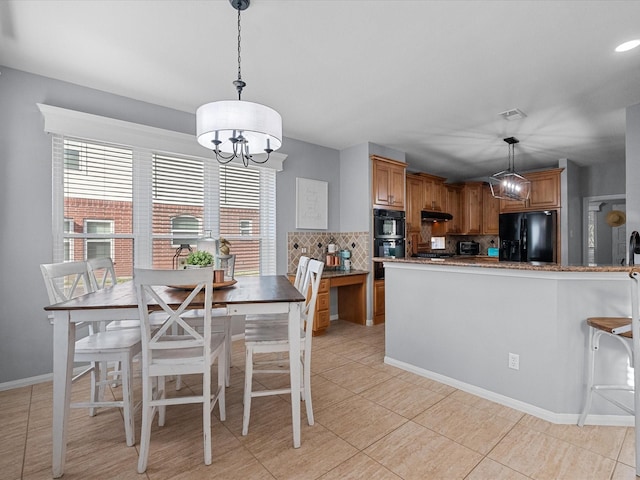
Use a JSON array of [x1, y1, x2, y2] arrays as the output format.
[[40, 261, 141, 446], [241, 259, 324, 435], [134, 267, 226, 473], [244, 255, 311, 328]]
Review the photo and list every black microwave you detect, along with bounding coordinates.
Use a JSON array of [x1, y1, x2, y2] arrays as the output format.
[[374, 209, 405, 239]]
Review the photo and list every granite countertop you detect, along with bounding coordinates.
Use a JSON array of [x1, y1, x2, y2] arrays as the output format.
[[374, 256, 633, 273]]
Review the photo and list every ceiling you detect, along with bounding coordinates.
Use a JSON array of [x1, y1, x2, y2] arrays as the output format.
[[2, 0, 640, 181]]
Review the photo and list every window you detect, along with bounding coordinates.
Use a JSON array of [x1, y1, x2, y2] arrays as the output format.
[[171, 215, 201, 248], [85, 220, 114, 260], [63, 218, 74, 261], [50, 113, 278, 277], [240, 220, 252, 236]]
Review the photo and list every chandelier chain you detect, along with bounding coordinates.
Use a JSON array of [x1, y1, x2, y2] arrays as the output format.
[[237, 7, 242, 98]]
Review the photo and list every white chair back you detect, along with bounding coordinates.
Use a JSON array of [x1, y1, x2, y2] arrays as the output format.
[[87, 257, 117, 290], [293, 255, 310, 293], [41, 261, 93, 303], [134, 268, 214, 368], [302, 259, 324, 341]]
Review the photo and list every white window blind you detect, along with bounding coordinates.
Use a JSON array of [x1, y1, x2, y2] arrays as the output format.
[[52, 133, 277, 278]]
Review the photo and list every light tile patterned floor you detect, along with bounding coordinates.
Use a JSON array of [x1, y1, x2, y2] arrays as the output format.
[[1, 319, 637, 479]]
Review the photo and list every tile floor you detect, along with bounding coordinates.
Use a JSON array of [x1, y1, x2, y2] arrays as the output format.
[[1, 319, 638, 479]]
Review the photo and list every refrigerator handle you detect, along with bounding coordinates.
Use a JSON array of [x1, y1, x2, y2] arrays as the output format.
[[521, 217, 527, 256]]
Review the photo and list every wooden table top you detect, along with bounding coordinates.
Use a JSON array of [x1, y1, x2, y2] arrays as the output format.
[[44, 275, 305, 311]]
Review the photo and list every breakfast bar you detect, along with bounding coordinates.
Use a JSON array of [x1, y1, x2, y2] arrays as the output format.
[[379, 257, 633, 425]]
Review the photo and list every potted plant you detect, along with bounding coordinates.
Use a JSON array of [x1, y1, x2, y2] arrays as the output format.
[[184, 250, 214, 268]]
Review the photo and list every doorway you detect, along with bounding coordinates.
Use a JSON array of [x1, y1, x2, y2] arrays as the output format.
[[583, 195, 626, 265]]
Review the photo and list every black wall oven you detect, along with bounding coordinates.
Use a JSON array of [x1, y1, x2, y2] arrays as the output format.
[[373, 209, 405, 279]]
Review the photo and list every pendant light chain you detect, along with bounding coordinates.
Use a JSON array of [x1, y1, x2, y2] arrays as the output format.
[[237, 7, 242, 100]]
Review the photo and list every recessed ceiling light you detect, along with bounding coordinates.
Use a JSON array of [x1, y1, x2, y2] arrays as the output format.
[[615, 39, 640, 52]]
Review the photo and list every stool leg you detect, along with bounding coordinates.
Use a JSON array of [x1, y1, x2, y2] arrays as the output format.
[[578, 327, 597, 427]]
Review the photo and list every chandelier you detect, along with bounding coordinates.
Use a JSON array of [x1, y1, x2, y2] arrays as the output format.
[[196, 0, 282, 167], [489, 137, 531, 201]]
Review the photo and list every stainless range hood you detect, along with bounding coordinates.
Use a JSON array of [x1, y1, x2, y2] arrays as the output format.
[[421, 210, 453, 222]]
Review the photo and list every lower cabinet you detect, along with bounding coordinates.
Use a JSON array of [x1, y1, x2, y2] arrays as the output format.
[[315, 278, 330, 334], [374, 279, 385, 325]]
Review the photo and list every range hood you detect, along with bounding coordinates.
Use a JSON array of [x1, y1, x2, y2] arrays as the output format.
[[421, 210, 453, 222]]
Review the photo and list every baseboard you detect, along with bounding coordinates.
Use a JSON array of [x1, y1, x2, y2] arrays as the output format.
[[0, 365, 93, 392], [384, 356, 635, 427]]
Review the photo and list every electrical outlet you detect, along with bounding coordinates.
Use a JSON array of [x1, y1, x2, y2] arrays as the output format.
[[301, 247, 307, 254], [508, 352, 520, 370]]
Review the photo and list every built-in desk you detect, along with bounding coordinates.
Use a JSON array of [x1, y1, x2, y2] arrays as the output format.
[[289, 269, 369, 335]]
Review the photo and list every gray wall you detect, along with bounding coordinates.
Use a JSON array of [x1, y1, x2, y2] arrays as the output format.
[[0, 66, 339, 384], [627, 103, 640, 239]]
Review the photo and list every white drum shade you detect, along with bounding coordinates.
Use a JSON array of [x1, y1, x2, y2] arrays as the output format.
[[196, 100, 282, 154]]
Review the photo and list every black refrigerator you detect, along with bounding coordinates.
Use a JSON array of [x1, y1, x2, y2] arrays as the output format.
[[499, 211, 557, 263]]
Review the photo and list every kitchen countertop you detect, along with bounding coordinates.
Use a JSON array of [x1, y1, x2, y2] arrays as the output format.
[[374, 256, 631, 273]]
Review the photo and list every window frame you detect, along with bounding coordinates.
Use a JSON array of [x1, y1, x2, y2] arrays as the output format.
[[43, 104, 283, 275]]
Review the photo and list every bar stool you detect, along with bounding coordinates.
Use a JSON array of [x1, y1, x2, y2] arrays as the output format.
[[579, 269, 640, 478], [578, 316, 633, 425]]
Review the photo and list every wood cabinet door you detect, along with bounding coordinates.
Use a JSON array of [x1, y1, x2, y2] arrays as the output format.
[[462, 182, 483, 234], [373, 279, 385, 324], [482, 184, 500, 234], [406, 175, 424, 232], [372, 161, 391, 206], [389, 164, 406, 209], [527, 169, 561, 209], [444, 184, 462, 234]]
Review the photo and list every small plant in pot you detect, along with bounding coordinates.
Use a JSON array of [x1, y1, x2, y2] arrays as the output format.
[[184, 250, 214, 268]]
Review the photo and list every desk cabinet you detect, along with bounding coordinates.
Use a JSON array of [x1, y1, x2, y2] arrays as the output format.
[[289, 271, 368, 335]]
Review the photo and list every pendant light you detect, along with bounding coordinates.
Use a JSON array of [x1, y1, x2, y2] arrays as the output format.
[[489, 137, 531, 201], [196, 0, 282, 167]]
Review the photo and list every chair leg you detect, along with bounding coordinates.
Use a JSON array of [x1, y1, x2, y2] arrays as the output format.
[[121, 355, 135, 447], [242, 346, 254, 436], [137, 377, 153, 474], [203, 365, 212, 465], [578, 327, 597, 427], [158, 376, 166, 427], [303, 353, 314, 426], [89, 361, 100, 417], [218, 343, 226, 421]]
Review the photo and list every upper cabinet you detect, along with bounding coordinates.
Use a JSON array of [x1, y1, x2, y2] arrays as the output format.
[[406, 172, 447, 232], [500, 168, 563, 213], [482, 184, 500, 234], [406, 174, 424, 233], [372, 155, 406, 211], [459, 182, 484, 235]]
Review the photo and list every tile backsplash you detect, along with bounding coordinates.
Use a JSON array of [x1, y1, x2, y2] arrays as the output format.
[[287, 231, 370, 273]]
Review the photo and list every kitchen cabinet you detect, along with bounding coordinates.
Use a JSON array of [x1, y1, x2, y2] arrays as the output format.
[[433, 183, 461, 236], [482, 184, 500, 234], [406, 172, 447, 233], [372, 155, 406, 210], [422, 174, 446, 212], [406, 174, 424, 233], [500, 168, 563, 213], [373, 278, 385, 324], [459, 182, 484, 235]]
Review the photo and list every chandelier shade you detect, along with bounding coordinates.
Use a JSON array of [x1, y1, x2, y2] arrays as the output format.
[[489, 137, 531, 202], [196, 100, 282, 155]]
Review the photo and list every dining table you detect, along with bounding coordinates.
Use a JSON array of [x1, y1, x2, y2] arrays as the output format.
[[44, 274, 305, 479]]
